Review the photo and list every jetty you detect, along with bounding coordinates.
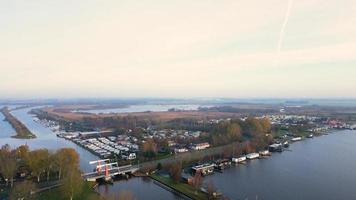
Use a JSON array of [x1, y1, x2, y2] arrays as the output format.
[[0, 107, 36, 139]]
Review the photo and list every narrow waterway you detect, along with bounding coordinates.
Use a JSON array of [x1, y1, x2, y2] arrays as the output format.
[[0, 106, 99, 171]]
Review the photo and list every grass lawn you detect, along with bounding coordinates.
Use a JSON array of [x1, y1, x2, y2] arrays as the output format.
[[37, 181, 100, 200], [150, 174, 208, 200]]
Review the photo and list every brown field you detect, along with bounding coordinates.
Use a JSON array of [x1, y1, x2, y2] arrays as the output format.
[[42, 106, 240, 121]]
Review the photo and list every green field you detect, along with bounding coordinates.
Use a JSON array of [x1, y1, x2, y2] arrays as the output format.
[[150, 174, 209, 200], [37, 182, 100, 200]]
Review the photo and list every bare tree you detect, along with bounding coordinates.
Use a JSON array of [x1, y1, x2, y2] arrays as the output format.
[[192, 171, 203, 194], [62, 169, 83, 200], [207, 180, 217, 200], [169, 161, 182, 183], [0, 145, 17, 187]]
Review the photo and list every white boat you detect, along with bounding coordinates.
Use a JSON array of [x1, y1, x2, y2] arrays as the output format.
[[291, 137, 302, 141], [232, 156, 246, 163], [259, 150, 270, 156], [246, 153, 260, 160]]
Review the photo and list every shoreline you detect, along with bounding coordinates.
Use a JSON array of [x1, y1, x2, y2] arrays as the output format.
[[0, 107, 36, 139]]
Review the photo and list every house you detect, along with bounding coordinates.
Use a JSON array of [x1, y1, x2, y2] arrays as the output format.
[[174, 147, 188, 153], [122, 152, 136, 160], [191, 163, 215, 176], [192, 142, 210, 150]]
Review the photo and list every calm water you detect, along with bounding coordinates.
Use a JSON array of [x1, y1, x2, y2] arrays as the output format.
[[77, 104, 211, 114], [205, 130, 356, 200], [96, 177, 183, 200], [0, 106, 98, 172]]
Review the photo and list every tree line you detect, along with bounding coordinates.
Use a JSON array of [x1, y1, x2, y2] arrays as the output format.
[[0, 144, 83, 200]]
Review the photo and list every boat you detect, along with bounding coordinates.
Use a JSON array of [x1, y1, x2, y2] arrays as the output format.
[[192, 163, 215, 176], [259, 150, 271, 156], [269, 143, 283, 152], [214, 159, 231, 170], [232, 156, 246, 163], [246, 153, 260, 160], [283, 141, 289, 148], [307, 134, 314, 138], [291, 137, 302, 141]]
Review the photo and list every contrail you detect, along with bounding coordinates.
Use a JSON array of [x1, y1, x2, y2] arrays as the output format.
[[275, 0, 294, 65]]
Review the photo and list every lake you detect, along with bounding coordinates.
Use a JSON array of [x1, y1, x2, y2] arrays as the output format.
[[75, 104, 212, 114]]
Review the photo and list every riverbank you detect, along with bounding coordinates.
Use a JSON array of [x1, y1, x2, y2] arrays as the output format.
[[150, 174, 208, 200], [0, 107, 36, 139]]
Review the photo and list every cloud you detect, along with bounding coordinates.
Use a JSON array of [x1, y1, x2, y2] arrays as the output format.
[[0, 0, 355, 98]]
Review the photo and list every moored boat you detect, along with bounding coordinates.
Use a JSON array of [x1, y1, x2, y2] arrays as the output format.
[[232, 156, 247, 163], [269, 143, 283, 152], [246, 153, 260, 160], [283, 141, 289, 148], [259, 150, 271, 156]]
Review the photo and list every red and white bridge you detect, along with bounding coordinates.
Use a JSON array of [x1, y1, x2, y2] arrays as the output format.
[[82, 159, 139, 182]]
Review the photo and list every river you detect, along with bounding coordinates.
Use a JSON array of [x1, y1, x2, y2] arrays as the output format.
[[1, 106, 356, 199]]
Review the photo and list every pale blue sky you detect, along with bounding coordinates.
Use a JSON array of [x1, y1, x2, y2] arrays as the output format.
[[1, 0, 355, 98]]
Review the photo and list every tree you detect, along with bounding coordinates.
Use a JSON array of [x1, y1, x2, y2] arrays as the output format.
[[27, 149, 49, 183], [53, 148, 80, 180], [207, 180, 217, 200], [0, 145, 17, 187], [9, 180, 37, 200], [142, 139, 157, 158], [260, 118, 271, 133], [227, 123, 242, 141], [244, 141, 255, 154], [169, 161, 182, 183], [62, 169, 83, 200], [16, 145, 29, 160], [192, 171, 203, 194]]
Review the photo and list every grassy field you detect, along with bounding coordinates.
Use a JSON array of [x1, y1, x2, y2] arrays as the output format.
[[150, 174, 209, 200], [42, 106, 240, 121], [37, 182, 100, 200]]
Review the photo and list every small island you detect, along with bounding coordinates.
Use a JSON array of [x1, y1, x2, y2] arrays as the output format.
[[1, 107, 36, 139]]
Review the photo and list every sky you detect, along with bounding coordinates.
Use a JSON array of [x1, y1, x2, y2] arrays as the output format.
[[1, 0, 356, 99]]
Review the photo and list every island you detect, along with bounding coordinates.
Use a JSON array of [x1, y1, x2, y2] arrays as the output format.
[[0, 107, 36, 139]]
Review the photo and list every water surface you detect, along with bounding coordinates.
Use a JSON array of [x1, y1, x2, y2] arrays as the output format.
[[76, 104, 211, 114], [205, 130, 356, 200]]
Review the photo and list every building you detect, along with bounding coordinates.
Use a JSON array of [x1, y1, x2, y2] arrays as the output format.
[[192, 142, 210, 150], [122, 152, 136, 160], [174, 147, 188, 153]]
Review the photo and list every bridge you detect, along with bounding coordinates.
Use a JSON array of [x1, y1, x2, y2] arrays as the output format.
[[82, 159, 139, 182]]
